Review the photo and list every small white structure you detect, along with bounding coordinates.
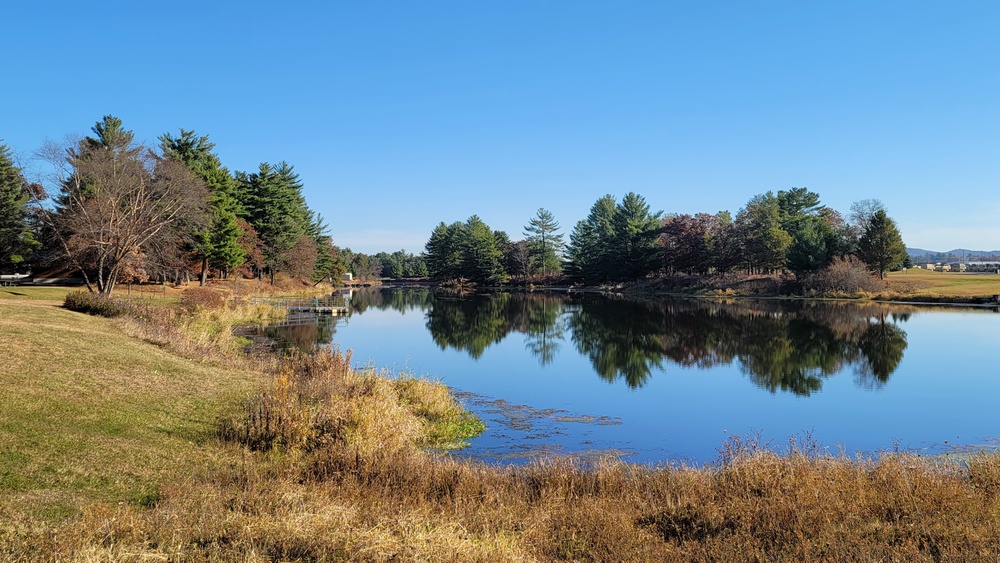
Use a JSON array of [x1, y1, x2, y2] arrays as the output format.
[[343, 272, 353, 282], [0, 273, 30, 286]]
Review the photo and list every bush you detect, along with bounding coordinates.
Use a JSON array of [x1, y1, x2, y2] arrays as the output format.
[[179, 286, 227, 312], [63, 290, 129, 317], [803, 256, 886, 294]]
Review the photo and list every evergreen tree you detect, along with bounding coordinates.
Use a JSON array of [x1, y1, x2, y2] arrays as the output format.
[[235, 161, 313, 283], [0, 143, 40, 272], [159, 129, 244, 283], [373, 249, 428, 279], [776, 188, 842, 274], [565, 193, 661, 282], [523, 208, 564, 277], [612, 192, 662, 280], [565, 195, 617, 282], [785, 216, 838, 274], [424, 217, 507, 283], [461, 215, 505, 283], [735, 192, 792, 274], [844, 198, 886, 254], [776, 187, 823, 230], [312, 236, 343, 283], [425, 221, 464, 280], [857, 209, 906, 280]]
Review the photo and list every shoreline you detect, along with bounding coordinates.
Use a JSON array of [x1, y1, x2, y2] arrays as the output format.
[[380, 279, 1000, 309]]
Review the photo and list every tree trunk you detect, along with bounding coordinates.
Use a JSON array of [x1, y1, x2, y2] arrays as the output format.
[[200, 257, 208, 286]]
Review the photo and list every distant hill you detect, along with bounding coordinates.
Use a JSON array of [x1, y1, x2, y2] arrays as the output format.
[[907, 248, 1000, 261]]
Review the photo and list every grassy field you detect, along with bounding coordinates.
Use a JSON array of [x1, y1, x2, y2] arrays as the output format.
[[0, 285, 180, 306], [0, 297, 260, 526], [887, 269, 1000, 299], [0, 286, 74, 302]]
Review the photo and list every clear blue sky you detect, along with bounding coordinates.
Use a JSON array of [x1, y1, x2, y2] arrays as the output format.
[[3, 1, 998, 253]]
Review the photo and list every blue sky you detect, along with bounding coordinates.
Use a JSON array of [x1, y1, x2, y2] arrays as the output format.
[[3, 1, 998, 254]]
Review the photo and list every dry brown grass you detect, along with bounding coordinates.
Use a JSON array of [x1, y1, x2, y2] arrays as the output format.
[[888, 269, 1000, 300], [19, 441, 1000, 561]]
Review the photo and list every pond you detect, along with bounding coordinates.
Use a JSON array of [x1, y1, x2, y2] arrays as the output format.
[[248, 288, 1000, 465]]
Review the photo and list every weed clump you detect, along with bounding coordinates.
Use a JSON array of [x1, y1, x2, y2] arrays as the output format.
[[179, 286, 227, 311], [63, 290, 131, 317]]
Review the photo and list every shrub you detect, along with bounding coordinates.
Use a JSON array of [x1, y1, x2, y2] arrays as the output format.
[[179, 286, 226, 312], [803, 256, 886, 294], [63, 290, 129, 317]]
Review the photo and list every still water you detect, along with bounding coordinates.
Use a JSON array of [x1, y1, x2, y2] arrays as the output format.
[[251, 288, 1000, 465]]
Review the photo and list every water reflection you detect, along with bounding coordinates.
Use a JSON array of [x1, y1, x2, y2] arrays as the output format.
[[275, 289, 917, 396], [238, 312, 341, 354], [561, 296, 911, 394]]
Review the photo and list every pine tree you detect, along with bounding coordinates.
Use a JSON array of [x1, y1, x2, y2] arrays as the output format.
[[612, 192, 662, 280], [735, 192, 792, 274], [0, 143, 39, 272], [565, 195, 617, 282], [425, 221, 464, 280], [235, 161, 314, 283], [462, 216, 505, 283], [523, 208, 564, 277], [776, 188, 843, 274], [564, 193, 661, 283], [159, 129, 245, 283], [857, 209, 906, 280]]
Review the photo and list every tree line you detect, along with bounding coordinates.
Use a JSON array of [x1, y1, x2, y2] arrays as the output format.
[[424, 188, 907, 285], [2, 118, 906, 292], [0, 116, 383, 294]]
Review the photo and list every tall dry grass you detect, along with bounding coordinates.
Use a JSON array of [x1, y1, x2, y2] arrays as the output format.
[[21, 434, 1000, 561], [220, 349, 484, 458], [111, 286, 286, 366]]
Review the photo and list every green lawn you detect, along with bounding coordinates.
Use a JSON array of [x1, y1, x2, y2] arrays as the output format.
[[0, 286, 73, 302], [0, 299, 258, 523], [0, 284, 184, 305]]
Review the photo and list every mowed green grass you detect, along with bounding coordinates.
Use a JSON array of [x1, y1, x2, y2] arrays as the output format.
[[0, 299, 259, 522], [0, 286, 73, 302], [888, 269, 1000, 298]]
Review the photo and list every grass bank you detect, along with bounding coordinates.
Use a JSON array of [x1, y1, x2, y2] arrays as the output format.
[[620, 269, 1000, 305], [885, 269, 1000, 302], [0, 295, 260, 527], [5, 287, 1000, 559]]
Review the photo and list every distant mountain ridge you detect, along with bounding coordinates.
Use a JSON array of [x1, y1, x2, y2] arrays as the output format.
[[907, 248, 1000, 259]]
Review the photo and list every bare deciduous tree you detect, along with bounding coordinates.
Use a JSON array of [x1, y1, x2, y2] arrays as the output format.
[[31, 117, 209, 295]]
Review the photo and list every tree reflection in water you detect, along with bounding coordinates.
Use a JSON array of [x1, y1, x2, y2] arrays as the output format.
[[271, 288, 915, 396], [419, 291, 912, 395]]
